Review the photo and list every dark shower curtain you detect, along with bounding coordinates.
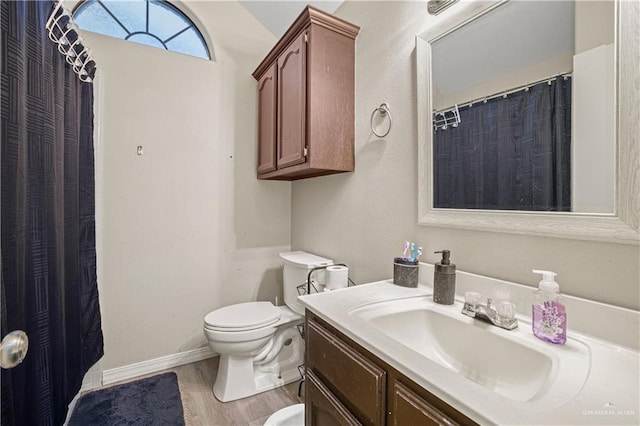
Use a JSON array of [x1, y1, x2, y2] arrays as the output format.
[[1, 1, 104, 425], [433, 77, 572, 211]]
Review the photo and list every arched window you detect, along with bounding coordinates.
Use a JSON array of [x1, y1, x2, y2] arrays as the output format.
[[73, 0, 211, 60]]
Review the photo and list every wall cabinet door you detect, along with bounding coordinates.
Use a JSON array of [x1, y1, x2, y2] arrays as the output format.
[[277, 31, 307, 169], [257, 63, 277, 174]]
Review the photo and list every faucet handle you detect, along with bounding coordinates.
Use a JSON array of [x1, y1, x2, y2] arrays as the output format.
[[462, 291, 482, 317], [464, 291, 482, 305], [496, 301, 517, 320]]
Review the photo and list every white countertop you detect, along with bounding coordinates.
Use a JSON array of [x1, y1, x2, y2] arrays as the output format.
[[299, 280, 640, 425]]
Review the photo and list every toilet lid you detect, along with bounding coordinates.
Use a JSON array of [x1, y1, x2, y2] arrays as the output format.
[[204, 302, 281, 331]]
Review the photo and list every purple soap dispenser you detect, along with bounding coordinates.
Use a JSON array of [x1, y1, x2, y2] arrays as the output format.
[[531, 270, 567, 345]]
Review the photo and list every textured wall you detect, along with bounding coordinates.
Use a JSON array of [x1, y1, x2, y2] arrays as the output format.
[[291, 1, 640, 310], [85, 1, 291, 369]]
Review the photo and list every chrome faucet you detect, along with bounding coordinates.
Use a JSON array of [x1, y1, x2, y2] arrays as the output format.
[[462, 292, 518, 330]]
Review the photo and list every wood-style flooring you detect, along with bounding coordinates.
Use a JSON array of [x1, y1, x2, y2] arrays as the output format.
[[97, 357, 304, 426]]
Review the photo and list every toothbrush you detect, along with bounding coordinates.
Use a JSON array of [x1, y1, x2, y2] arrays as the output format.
[[402, 241, 410, 259], [416, 247, 423, 261], [410, 243, 416, 262]]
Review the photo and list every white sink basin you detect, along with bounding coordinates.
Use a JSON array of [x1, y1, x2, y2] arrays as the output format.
[[349, 296, 590, 407]]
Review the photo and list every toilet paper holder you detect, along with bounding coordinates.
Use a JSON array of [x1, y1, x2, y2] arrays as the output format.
[[297, 264, 355, 296]]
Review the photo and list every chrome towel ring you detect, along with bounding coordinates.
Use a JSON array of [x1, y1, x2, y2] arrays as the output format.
[[370, 103, 392, 138]]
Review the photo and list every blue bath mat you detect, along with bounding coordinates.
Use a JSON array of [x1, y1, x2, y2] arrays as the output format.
[[68, 372, 185, 426]]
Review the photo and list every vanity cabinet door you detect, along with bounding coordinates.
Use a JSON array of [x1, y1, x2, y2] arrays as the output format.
[[392, 381, 459, 426], [257, 63, 277, 174], [307, 319, 386, 426], [307, 370, 361, 426], [277, 30, 307, 169]]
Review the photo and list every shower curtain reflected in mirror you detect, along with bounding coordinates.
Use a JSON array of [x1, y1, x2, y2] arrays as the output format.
[[433, 76, 572, 211]]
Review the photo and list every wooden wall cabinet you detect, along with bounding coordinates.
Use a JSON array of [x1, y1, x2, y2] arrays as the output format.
[[257, 64, 277, 174], [252, 7, 360, 180], [305, 312, 478, 426]]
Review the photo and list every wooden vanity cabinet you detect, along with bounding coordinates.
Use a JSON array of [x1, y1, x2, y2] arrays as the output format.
[[391, 381, 458, 426], [307, 317, 386, 425], [252, 7, 360, 180], [305, 312, 478, 426], [307, 370, 361, 425]]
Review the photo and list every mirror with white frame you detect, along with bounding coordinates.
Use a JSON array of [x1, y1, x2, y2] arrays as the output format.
[[416, 0, 639, 244]]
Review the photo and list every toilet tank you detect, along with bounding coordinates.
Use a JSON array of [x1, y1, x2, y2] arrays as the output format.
[[279, 251, 333, 315]]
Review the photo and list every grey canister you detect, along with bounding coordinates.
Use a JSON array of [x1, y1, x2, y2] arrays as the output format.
[[393, 257, 419, 287], [433, 250, 456, 304]]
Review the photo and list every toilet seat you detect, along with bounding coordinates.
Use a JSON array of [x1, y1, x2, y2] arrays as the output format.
[[204, 302, 281, 332]]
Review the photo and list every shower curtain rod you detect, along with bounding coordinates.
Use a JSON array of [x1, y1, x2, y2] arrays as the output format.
[[434, 71, 572, 115]]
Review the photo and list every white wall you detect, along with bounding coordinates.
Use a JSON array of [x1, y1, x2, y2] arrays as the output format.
[[432, 0, 574, 110], [433, 0, 614, 111], [575, 0, 614, 54], [433, 52, 572, 111], [238, 1, 344, 38], [291, 1, 640, 311], [83, 1, 291, 370], [572, 44, 615, 213]]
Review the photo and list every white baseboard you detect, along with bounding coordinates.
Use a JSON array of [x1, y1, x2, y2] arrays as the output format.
[[80, 370, 104, 392], [102, 347, 217, 386]]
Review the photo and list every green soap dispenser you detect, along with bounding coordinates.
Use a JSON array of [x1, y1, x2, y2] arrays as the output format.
[[433, 250, 456, 305]]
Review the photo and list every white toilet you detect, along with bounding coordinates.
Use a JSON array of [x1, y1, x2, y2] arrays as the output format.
[[264, 403, 305, 426], [203, 251, 332, 403]]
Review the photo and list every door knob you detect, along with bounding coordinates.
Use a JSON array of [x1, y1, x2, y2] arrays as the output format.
[[0, 330, 29, 369]]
